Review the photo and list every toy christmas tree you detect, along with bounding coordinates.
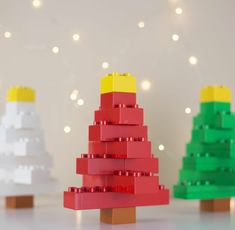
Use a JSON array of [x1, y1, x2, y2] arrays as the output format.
[[0, 86, 56, 208], [64, 72, 169, 224], [174, 86, 235, 212]]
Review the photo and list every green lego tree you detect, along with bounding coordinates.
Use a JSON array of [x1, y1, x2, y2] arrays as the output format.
[[174, 86, 235, 212]]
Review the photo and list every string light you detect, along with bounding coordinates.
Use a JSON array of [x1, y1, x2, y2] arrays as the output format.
[[102, 62, 109, 69], [4, 31, 12, 39], [138, 21, 145, 28], [73, 34, 80, 41], [185, 107, 192, 114], [77, 99, 84, 106], [52, 46, 59, 54], [70, 90, 79, 101], [158, 145, 165, 151], [172, 34, 179, 41], [141, 80, 151, 91], [189, 56, 198, 65], [32, 0, 42, 8], [175, 8, 183, 15], [64, 126, 71, 133]]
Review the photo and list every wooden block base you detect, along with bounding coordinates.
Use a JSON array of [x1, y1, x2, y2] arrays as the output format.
[[200, 198, 231, 212], [5, 195, 34, 209], [100, 207, 136, 224]]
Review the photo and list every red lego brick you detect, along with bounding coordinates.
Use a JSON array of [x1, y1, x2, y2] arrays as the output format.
[[76, 158, 125, 175], [101, 92, 136, 109], [125, 158, 158, 173], [88, 141, 152, 158], [64, 186, 169, 210], [94, 107, 143, 125], [83, 175, 107, 187], [109, 172, 159, 194], [89, 125, 148, 141], [82, 172, 159, 194]]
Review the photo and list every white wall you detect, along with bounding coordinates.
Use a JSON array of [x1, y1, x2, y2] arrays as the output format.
[[0, 0, 235, 190]]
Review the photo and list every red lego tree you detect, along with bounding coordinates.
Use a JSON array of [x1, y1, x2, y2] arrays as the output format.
[[64, 72, 169, 224]]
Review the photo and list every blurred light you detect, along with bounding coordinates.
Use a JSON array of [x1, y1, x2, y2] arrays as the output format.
[[175, 8, 183, 15], [141, 80, 151, 91], [73, 34, 80, 41], [158, 145, 165, 151], [77, 98, 84, 106], [52, 46, 59, 54], [189, 56, 198, 65], [102, 62, 109, 69], [231, 199, 235, 210], [64, 126, 71, 133], [185, 107, 192, 114], [70, 90, 79, 101], [172, 34, 179, 41], [32, 0, 42, 8], [4, 31, 12, 38], [138, 21, 145, 28]]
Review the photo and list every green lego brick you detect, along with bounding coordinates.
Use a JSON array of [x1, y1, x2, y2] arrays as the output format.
[[200, 102, 231, 114], [183, 156, 235, 171], [193, 112, 235, 129], [179, 169, 235, 185], [173, 183, 235, 199], [192, 127, 235, 143], [186, 141, 235, 158]]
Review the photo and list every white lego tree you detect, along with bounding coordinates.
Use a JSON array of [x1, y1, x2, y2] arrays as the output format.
[[0, 86, 56, 207]]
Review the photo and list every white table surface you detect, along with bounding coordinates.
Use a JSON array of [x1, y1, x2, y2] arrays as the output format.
[[0, 196, 234, 230]]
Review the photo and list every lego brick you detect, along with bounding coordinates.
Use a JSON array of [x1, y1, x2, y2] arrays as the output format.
[[200, 198, 231, 212], [200, 102, 230, 114], [186, 141, 235, 158], [13, 166, 50, 184], [94, 107, 143, 125], [183, 156, 235, 171], [101, 72, 136, 94], [173, 183, 235, 199], [108, 173, 159, 194], [179, 169, 235, 185], [100, 92, 136, 108], [77, 157, 158, 175], [7, 86, 35, 102], [76, 158, 125, 175], [83, 175, 107, 187], [192, 128, 235, 143], [14, 137, 45, 156], [5, 195, 34, 209], [82, 173, 159, 194], [200, 86, 231, 103], [193, 113, 235, 129], [88, 141, 152, 158], [89, 125, 148, 141], [125, 158, 158, 173], [64, 186, 169, 210], [100, 207, 136, 224]]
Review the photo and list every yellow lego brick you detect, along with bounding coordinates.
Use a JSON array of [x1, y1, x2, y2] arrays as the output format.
[[101, 72, 136, 94], [200, 85, 232, 102], [7, 86, 35, 102]]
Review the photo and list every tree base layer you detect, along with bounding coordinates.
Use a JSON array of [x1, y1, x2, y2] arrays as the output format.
[[100, 207, 136, 224], [5, 195, 34, 209], [200, 198, 231, 212]]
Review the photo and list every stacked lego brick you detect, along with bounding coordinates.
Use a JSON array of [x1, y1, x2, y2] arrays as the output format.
[[0, 87, 55, 197], [64, 73, 169, 210], [174, 86, 235, 199]]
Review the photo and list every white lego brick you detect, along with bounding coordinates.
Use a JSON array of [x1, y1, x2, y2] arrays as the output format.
[[0, 126, 43, 142], [14, 137, 45, 156], [13, 165, 50, 185], [5, 102, 35, 114], [1, 112, 40, 129], [0, 180, 60, 196], [0, 142, 14, 154], [0, 154, 52, 168]]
